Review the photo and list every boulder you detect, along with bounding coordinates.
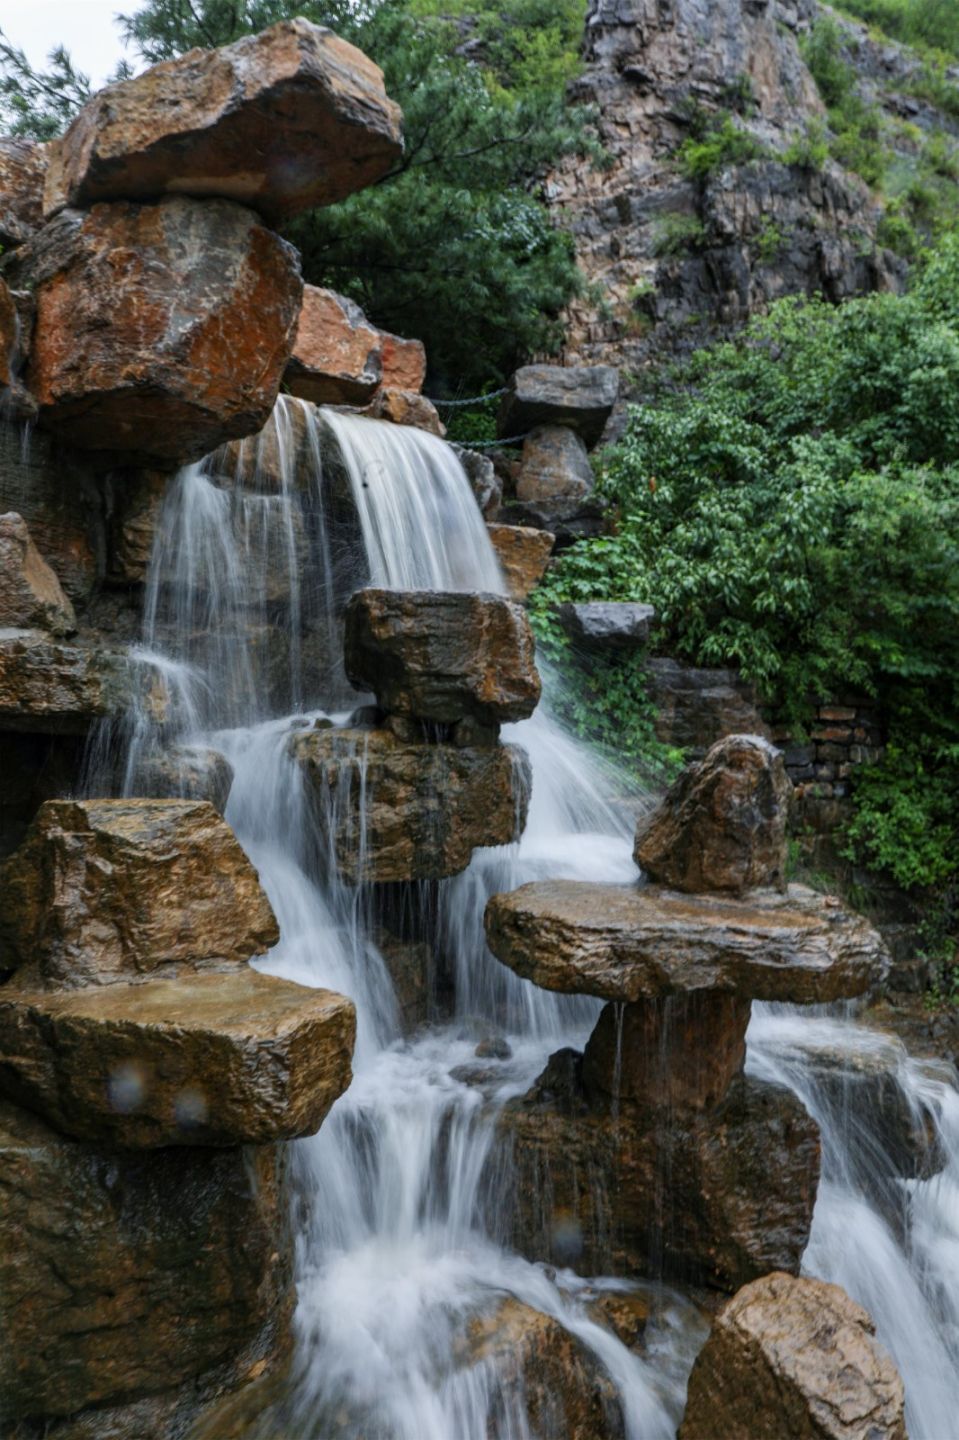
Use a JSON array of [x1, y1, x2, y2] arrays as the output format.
[[484, 881, 888, 1005], [487, 523, 554, 601], [9, 196, 302, 466], [284, 285, 382, 405], [380, 331, 426, 393], [0, 798, 278, 988], [344, 588, 541, 725], [498, 364, 619, 448], [516, 425, 593, 501], [363, 386, 445, 435], [0, 1098, 293, 1422], [500, 493, 608, 548], [556, 601, 655, 653], [454, 446, 502, 519], [0, 137, 46, 247], [0, 631, 167, 735], [0, 968, 356, 1147], [678, 1272, 907, 1440], [0, 513, 76, 635], [43, 20, 402, 224], [131, 745, 234, 813], [644, 657, 770, 756], [635, 734, 791, 895], [290, 726, 530, 882]]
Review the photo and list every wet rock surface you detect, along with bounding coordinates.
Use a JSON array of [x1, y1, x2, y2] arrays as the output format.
[[0, 968, 355, 1147], [0, 279, 18, 390], [290, 726, 530, 882], [498, 364, 619, 447], [0, 798, 278, 988], [344, 588, 541, 725], [361, 386, 445, 434], [556, 601, 655, 652], [0, 631, 166, 735], [284, 285, 382, 405], [130, 745, 235, 813], [43, 20, 402, 223], [487, 523, 555, 601], [678, 1271, 907, 1440], [9, 196, 302, 466], [635, 734, 791, 895], [0, 512, 76, 635]]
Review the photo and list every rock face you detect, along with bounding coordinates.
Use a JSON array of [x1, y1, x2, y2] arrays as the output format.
[[485, 881, 888, 1005], [0, 1098, 293, 1424], [487, 523, 555, 601], [380, 330, 427, 392], [0, 280, 18, 390], [498, 364, 619, 447], [285, 285, 382, 404], [557, 601, 655, 652], [0, 969, 355, 1147], [344, 588, 541, 724], [0, 137, 46, 247], [0, 512, 76, 635], [635, 734, 790, 894], [0, 798, 279, 988], [645, 657, 771, 754], [0, 632, 167, 735], [516, 425, 594, 501], [290, 726, 531, 882], [678, 1272, 907, 1440], [43, 20, 403, 224], [9, 196, 302, 465]]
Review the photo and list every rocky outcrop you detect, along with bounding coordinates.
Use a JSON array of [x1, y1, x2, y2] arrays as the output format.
[[43, 20, 402, 224], [487, 523, 555, 600], [7, 196, 302, 466], [0, 137, 46, 248], [131, 744, 234, 813], [285, 285, 382, 404], [498, 364, 619, 447], [344, 588, 541, 725], [290, 726, 530, 882], [556, 601, 655, 652], [516, 425, 594, 501], [644, 657, 771, 755], [635, 733, 790, 894], [0, 969, 355, 1147], [0, 632, 167, 735], [0, 512, 76, 635], [678, 1272, 907, 1440], [0, 798, 278, 987]]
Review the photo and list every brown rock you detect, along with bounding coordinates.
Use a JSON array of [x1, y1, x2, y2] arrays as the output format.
[[290, 726, 530, 882], [285, 285, 382, 405], [484, 881, 888, 1005], [498, 365, 619, 448], [0, 968, 356, 1147], [636, 734, 791, 895], [0, 137, 46, 247], [644, 657, 771, 757], [43, 20, 402, 224], [365, 387, 445, 435], [380, 331, 426, 393], [0, 1097, 293, 1422], [211, 393, 317, 493], [0, 632, 167, 735], [678, 1272, 907, 1440], [0, 278, 18, 390], [0, 798, 278, 988], [345, 588, 541, 725], [0, 512, 75, 635], [131, 745, 234, 813], [517, 425, 594, 502], [10, 196, 302, 466], [108, 469, 169, 583], [487, 523, 554, 600]]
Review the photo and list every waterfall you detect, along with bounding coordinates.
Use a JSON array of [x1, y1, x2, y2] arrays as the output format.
[[119, 393, 959, 1437]]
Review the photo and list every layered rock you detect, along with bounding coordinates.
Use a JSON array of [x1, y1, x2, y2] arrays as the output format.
[[487, 523, 555, 601], [290, 726, 530, 882], [556, 601, 655, 652], [516, 425, 594, 501], [0, 512, 76, 635], [344, 588, 541, 726], [678, 1272, 907, 1440], [635, 733, 790, 894], [8, 196, 302, 465], [43, 20, 402, 224], [0, 798, 278, 987], [380, 330, 427, 393], [0, 969, 355, 1147], [498, 364, 619, 448], [285, 285, 382, 405], [0, 632, 167, 735], [644, 657, 771, 755], [0, 137, 46, 248]]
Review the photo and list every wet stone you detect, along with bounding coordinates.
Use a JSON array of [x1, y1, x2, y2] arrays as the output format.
[[0, 512, 76, 636]]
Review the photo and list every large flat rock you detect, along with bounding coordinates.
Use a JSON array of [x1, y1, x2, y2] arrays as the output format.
[[44, 20, 402, 223], [484, 881, 888, 1004], [0, 629, 166, 735], [497, 364, 619, 449], [0, 968, 355, 1147]]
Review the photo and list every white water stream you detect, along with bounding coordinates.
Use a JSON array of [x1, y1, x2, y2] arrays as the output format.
[[116, 397, 959, 1437]]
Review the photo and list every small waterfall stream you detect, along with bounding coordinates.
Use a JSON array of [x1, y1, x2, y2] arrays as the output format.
[[115, 396, 959, 1437]]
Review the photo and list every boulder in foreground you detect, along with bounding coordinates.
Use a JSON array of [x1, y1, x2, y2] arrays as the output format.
[[0, 137, 45, 248], [44, 20, 403, 223], [678, 1271, 907, 1440]]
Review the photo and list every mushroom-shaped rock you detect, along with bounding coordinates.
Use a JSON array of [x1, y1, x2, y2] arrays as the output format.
[[0, 798, 278, 989], [678, 1272, 907, 1440], [43, 20, 403, 224], [0, 137, 46, 248], [8, 196, 302, 465], [485, 882, 888, 1006], [497, 364, 619, 449], [345, 589, 541, 725], [516, 425, 593, 501], [0, 631, 168, 735], [0, 969, 355, 1147], [0, 512, 76, 635], [290, 726, 530, 882], [285, 285, 383, 405], [487, 523, 555, 601], [635, 734, 791, 895], [556, 601, 656, 653]]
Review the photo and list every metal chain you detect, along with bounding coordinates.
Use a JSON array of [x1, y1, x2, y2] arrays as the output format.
[[429, 386, 509, 409], [455, 432, 528, 448]]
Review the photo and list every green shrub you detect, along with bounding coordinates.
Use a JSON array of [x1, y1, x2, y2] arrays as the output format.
[[677, 114, 768, 180], [651, 213, 707, 257]]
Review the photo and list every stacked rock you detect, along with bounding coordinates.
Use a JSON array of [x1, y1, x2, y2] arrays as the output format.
[[486, 735, 890, 1289], [286, 588, 541, 883]]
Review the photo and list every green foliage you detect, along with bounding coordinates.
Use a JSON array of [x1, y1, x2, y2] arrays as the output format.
[[782, 119, 831, 171], [802, 18, 888, 187], [832, 0, 959, 60], [676, 112, 768, 181], [0, 30, 132, 139], [651, 213, 707, 257]]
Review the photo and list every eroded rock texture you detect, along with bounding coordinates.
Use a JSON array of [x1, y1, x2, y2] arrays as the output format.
[[0, 512, 76, 635], [0, 633, 167, 736], [285, 285, 383, 404], [487, 523, 555, 601], [0, 137, 46, 248]]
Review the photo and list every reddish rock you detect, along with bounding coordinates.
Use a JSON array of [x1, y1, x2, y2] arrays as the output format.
[[285, 285, 382, 405], [635, 734, 791, 895], [10, 196, 302, 466], [0, 279, 18, 390], [487, 522, 554, 600], [43, 20, 402, 224], [0, 137, 46, 247], [365, 387, 445, 435], [0, 512, 75, 635], [679, 1272, 907, 1440], [380, 331, 426, 392]]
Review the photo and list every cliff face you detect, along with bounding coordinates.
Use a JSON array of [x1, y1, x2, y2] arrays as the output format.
[[550, 0, 907, 380]]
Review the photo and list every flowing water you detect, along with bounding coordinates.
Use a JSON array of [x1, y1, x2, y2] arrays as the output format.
[[112, 395, 959, 1437]]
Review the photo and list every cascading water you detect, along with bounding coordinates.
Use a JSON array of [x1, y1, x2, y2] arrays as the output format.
[[113, 393, 959, 1437]]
